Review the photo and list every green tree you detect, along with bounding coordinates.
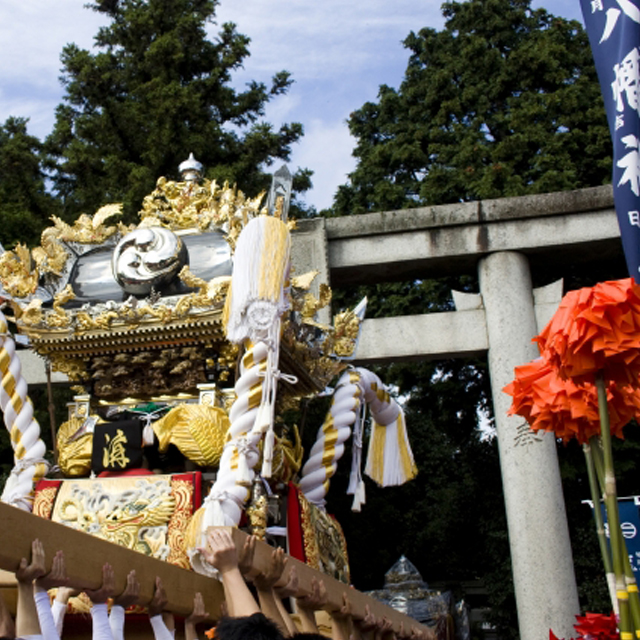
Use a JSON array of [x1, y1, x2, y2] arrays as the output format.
[[326, 1, 617, 636], [45, 0, 311, 223], [332, 0, 611, 216], [0, 117, 60, 248]]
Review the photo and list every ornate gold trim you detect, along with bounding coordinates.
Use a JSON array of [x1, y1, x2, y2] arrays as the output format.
[[167, 478, 195, 569], [33, 486, 58, 520]]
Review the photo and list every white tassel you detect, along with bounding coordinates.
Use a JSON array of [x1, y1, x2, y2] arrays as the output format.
[[253, 401, 273, 434], [142, 423, 155, 446], [261, 429, 275, 478], [238, 451, 252, 486], [351, 479, 366, 512], [211, 499, 225, 526]]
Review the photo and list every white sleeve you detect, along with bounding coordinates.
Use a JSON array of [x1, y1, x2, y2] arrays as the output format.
[[33, 591, 59, 640], [91, 603, 114, 640], [109, 604, 125, 640], [51, 600, 66, 637], [149, 615, 174, 640]]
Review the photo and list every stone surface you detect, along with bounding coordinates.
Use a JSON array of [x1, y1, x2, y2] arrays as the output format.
[[326, 185, 620, 285], [479, 252, 579, 640], [291, 217, 331, 325]]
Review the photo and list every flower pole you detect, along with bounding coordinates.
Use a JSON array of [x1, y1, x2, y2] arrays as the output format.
[[583, 439, 615, 611], [595, 371, 632, 638]]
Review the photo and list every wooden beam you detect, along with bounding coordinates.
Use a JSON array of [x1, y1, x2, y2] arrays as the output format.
[[0, 503, 224, 617], [0, 503, 430, 634], [226, 528, 431, 636]]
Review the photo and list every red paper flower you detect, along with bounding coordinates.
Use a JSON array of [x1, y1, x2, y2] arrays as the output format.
[[549, 612, 619, 640], [534, 278, 640, 386], [573, 612, 618, 640], [504, 357, 640, 444]]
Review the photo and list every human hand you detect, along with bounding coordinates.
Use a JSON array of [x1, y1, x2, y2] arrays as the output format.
[[199, 528, 238, 574], [253, 547, 286, 590], [330, 593, 353, 621], [297, 577, 328, 611], [55, 586, 81, 604], [356, 605, 377, 633], [375, 616, 394, 640], [16, 539, 46, 584], [186, 592, 210, 625], [148, 577, 167, 617], [275, 564, 299, 599], [238, 535, 257, 578], [84, 563, 115, 604], [35, 550, 69, 591], [114, 570, 140, 608]]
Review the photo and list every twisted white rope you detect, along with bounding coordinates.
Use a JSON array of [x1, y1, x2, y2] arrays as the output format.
[[0, 311, 48, 510]]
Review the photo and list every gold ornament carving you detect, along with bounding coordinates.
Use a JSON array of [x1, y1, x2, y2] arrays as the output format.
[[48, 204, 121, 244], [0, 244, 38, 298], [166, 478, 194, 568], [330, 308, 362, 358], [138, 177, 265, 251], [32, 229, 69, 277], [175, 267, 231, 316], [57, 415, 93, 477], [298, 491, 350, 584], [44, 285, 75, 328], [247, 495, 268, 540], [50, 354, 89, 382], [20, 299, 43, 327], [152, 403, 229, 467], [33, 486, 59, 519], [53, 476, 176, 558]]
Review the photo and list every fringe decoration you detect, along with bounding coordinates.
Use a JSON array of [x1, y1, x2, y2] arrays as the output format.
[[364, 408, 417, 487], [224, 216, 291, 345], [348, 399, 366, 511]]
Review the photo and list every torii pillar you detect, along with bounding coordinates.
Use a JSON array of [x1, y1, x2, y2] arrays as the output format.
[[479, 251, 579, 640]]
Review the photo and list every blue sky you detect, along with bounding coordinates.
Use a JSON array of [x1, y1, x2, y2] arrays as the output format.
[[0, 0, 584, 211]]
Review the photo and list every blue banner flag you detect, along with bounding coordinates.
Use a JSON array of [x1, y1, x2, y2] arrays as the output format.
[[580, 0, 640, 281], [584, 497, 640, 572]]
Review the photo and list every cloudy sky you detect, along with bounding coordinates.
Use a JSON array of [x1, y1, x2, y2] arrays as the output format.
[[0, 0, 583, 211]]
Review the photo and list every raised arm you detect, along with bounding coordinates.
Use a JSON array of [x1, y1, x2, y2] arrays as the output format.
[[0, 587, 16, 640], [110, 569, 140, 640], [33, 549, 71, 640], [295, 577, 327, 634], [148, 578, 173, 640], [15, 538, 46, 639], [84, 563, 116, 640], [199, 528, 259, 618], [185, 592, 210, 640]]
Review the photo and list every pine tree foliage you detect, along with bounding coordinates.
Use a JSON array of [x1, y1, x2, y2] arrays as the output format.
[[332, 0, 611, 216], [45, 0, 311, 222], [0, 117, 60, 248]]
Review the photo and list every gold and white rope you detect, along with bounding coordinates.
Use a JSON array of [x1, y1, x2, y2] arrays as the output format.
[[299, 367, 417, 512], [0, 311, 48, 510], [188, 341, 267, 575]]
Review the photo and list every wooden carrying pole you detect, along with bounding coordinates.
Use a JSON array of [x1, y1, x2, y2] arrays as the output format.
[[0, 503, 224, 617], [0, 503, 430, 634]]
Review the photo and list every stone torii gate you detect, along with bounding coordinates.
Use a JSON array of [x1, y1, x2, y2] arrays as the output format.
[[20, 184, 622, 640]]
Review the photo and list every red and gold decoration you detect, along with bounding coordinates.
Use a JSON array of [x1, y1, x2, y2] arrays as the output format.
[[0, 157, 417, 588]]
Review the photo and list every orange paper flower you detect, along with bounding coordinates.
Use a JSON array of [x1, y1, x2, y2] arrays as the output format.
[[534, 278, 640, 386], [504, 357, 640, 444]]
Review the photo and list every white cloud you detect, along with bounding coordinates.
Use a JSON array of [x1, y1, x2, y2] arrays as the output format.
[[0, 0, 588, 212], [288, 118, 356, 211]]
